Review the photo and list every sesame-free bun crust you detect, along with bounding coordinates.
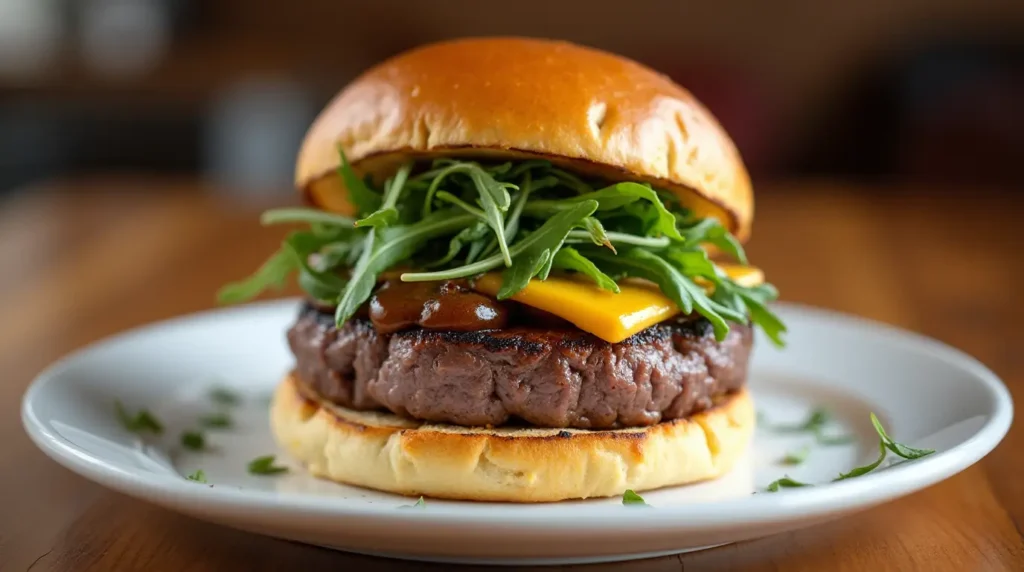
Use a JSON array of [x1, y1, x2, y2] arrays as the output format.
[[296, 37, 754, 240], [270, 372, 754, 502]]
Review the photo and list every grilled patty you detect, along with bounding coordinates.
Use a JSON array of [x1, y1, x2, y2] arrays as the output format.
[[287, 303, 752, 430]]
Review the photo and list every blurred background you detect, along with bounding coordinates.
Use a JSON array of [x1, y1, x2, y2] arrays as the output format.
[[0, 0, 1021, 199]]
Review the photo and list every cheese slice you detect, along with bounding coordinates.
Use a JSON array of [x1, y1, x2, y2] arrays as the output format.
[[472, 264, 764, 343]]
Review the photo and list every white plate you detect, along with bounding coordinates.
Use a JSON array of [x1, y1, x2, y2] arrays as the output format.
[[21, 300, 1012, 565]]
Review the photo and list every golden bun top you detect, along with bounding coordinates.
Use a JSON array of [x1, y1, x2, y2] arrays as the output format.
[[296, 36, 754, 240]]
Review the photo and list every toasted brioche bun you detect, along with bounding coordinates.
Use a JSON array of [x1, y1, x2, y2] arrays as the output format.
[[270, 372, 754, 502], [295, 37, 754, 241]]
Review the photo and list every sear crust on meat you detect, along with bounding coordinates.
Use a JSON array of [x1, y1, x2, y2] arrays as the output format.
[[288, 303, 752, 430]]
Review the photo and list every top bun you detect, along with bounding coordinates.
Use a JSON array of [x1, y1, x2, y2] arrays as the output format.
[[296, 36, 754, 240]]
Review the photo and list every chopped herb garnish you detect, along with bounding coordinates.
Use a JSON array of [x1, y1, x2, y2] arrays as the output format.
[[622, 489, 648, 505], [399, 496, 427, 509], [766, 476, 810, 492], [760, 407, 854, 446], [199, 412, 233, 429], [815, 432, 855, 446], [209, 387, 241, 407], [871, 413, 935, 459], [114, 400, 164, 435], [764, 412, 937, 491], [217, 155, 787, 346], [833, 441, 887, 481], [781, 446, 811, 465], [247, 455, 288, 475], [186, 470, 207, 483], [181, 430, 206, 451]]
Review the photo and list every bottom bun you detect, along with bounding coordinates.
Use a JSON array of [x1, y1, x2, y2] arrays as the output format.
[[270, 372, 754, 502]]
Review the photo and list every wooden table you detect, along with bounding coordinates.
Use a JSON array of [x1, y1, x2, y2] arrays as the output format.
[[2, 178, 1021, 571]]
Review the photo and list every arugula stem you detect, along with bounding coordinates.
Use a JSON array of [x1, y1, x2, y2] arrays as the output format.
[[565, 231, 670, 248], [261, 208, 355, 227]]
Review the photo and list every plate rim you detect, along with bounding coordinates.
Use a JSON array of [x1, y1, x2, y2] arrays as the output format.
[[20, 299, 1014, 532]]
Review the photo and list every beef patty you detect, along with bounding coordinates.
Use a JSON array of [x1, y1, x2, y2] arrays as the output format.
[[287, 303, 752, 430]]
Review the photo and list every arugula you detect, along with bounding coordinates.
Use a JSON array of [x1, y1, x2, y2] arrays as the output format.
[[781, 446, 811, 465], [399, 496, 427, 509], [355, 163, 413, 228], [497, 201, 598, 298], [209, 387, 241, 407], [551, 247, 619, 292], [337, 147, 380, 216], [586, 248, 744, 341], [219, 155, 787, 343], [247, 455, 289, 475], [622, 489, 648, 506], [186, 470, 207, 483], [759, 408, 853, 445], [764, 412, 936, 492], [871, 413, 935, 459], [766, 476, 810, 491], [199, 412, 233, 429], [334, 211, 476, 324], [216, 249, 296, 305], [115, 400, 163, 435], [181, 431, 206, 451]]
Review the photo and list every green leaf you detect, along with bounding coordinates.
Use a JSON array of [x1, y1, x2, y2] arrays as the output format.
[[401, 201, 597, 283], [354, 207, 398, 228], [283, 232, 347, 302], [337, 147, 381, 216], [216, 249, 297, 304], [761, 408, 831, 433], [679, 217, 748, 264], [550, 168, 593, 193], [260, 208, 356, 228], [551, 248, 619, 292], [580, 217, 615, 251], [871, 413, 935, 459], [435, 190, 487, 219], [587, 248, 741, 340], [833, 441, 887, 481], [209, 387, 241, 407], [247, 455, 289, 475], [544, 182, 684, 241], [334, 211, 477, 324], [354, 163, 413, 228], [114, 400, 163, 435], [766, 476, 811, 492], [427, 222, 490, 268], [622, 489, 648, 505], [399, 496, 427, 509], [738, 291, 787, 347], [199, 412, 233, 429], [186, 470, 207, 483], [781, 446, 811, 465], [565, 231, 670, 249], [181, 431, 206, 451], [420, 162, 515, 266], [496, 201, 599, 298], [815, 432, 855, 446]]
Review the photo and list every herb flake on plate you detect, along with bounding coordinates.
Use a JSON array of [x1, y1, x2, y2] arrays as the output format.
[[622, 489, 648, 506], [764, 412, 936, 492], [209, 387, 241, 407], [181, 430, 206, 451], [186, 470, 207, 483], [248, 455, 288, 476], [399, 496, 426, 509], [199, 412, 233, 429], [114, 400, 163, 435]]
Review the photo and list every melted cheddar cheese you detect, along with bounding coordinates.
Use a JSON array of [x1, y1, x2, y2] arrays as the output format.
[[471, 264, 764, 343]]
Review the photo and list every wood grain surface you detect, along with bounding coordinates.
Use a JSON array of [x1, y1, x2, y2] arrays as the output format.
[[2, 177, 1021, 571]]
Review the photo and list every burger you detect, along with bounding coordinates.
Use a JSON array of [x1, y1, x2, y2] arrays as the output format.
[[218, 37, 786, 502]]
